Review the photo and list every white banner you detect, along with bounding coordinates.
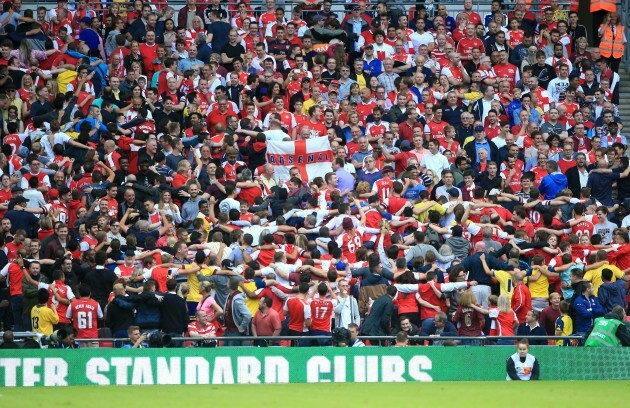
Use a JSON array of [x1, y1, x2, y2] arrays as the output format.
[[266, 137, 334, 183]]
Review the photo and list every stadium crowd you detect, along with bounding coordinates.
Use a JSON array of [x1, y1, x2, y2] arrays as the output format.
[[0, 0, 629, 349]]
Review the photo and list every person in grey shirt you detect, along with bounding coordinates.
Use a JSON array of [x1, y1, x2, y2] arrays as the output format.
[[197, 260, 244, 311], [482, 227, 503, 253], [180, 183, 207, 230], [405, 230, 456, 264]]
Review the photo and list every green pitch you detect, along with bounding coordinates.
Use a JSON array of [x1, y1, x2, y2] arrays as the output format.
[[0, 381, 626, 407]]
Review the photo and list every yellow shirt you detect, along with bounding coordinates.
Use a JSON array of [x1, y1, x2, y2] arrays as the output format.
[[555, 314, 573, 346], [5, 98, 23, 120], [186, 264, 215, 303], [31, 305, 59, 336], [355, 74, 367, 90], [241, 280, 260, 316], [463, 91, 482, 103], [195, 213, 211, 234], [462, 135, 475, 148], [414, 202, 445, 223], [493, 270, 514, 303], [302, 98, 317, 115], [584, 263, 624, 296], [526, 268, 549, 299]]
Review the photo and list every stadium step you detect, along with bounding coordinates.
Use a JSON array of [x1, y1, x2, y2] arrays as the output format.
[[617, 62, 630, 129]]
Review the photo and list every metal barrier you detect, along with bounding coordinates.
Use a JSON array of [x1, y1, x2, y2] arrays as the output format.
[[22, 0, 574, 19], [622, 0, 630, 69], [2, 331, 583, 346]]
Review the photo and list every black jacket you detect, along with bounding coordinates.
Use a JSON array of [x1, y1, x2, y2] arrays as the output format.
[[465, 139, 500, 169], [160, 292, 189, 334], [106, 294, 135, 333], [361, 294, 395, 336], [84, 267, 118, 311], [565, 166, 588, 199]]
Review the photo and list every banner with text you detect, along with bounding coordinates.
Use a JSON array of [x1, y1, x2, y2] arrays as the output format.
[[266, 137, 334, 183], [1, 347, 629, 387]]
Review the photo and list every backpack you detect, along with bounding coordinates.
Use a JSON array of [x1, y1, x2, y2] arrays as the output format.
[[425, 224, 443, 250]]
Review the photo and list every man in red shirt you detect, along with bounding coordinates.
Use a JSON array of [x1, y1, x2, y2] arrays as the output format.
[[493, 50, 519, 90], [336, 217, 364, 264], [66, 284, 103, 347], [463, 0, 482, 25], [456, 23, 485, 60], [0, 251, 27, 330], [139, 31, 159, 81], [309, 282, 338, 346], [48, 270, 75, 330], [252, 296, 282, 346], [207, 97, 231, 134], [557, 142, 577, 174], [284, 282, 312, 346], [424, 106, 448, 142], [501, 155, 523, 193], [356, 88, 376, 123]]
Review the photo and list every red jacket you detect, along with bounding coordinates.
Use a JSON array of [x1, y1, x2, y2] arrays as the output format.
[[511, 282, 532, 324]]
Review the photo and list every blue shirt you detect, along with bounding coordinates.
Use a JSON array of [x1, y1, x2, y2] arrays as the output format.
[[474, 140, 492, 162], [75, 118, 108, 141], [402, 183, 427, 200], [336, 168, 355, 193], [357, 170, 382, 188], [337, 78, 356, 101], [363, 59, 382, 77], [178, 57, 204, 73], [587, 171, 620, 206]]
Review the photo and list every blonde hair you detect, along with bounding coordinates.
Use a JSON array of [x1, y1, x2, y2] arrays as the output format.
[[459, 289, 476, 307], [497, 294, 511, 313], [295, 234, 308, 250], [356, 181, 371, 194], [199, 280, 216, 293], [178, 282, 190, 298]]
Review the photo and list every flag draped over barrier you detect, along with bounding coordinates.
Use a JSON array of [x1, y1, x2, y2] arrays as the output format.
[[266, 137, 334, 183]]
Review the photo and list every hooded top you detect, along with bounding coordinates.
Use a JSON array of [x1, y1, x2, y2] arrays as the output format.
[[539, 173, 568, 199], [597, 280, 627, 314]]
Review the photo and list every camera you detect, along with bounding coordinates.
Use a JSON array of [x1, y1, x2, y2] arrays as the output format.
[[147, 332, 172, 348], [47, 329, 68, 343], [38, 329, 68, 348], [332, 328, 350, 347]]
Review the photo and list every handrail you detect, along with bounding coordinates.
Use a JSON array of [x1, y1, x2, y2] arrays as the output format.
[[1, 331, 583, 343], [21, 0, 576, 18]]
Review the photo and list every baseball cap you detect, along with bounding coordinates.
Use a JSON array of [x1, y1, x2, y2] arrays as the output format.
[[342, 217, 354, 230], [221, 259, 235, 270], [49, 188, 59, 200], [447, 187, 460, 198], [382, 166, 394, 174], [11, 186, 23, 193], [364, 44, 374, 49], [124, 249, 136, 257], [335, 260, 346, 271], [400, 140, 412, 151], [80, 17, 92, 24], [313, 15, 324, 23], [330, 79, 341, 87], [474, 125, 484, 132], [13, 196, 27, 204]]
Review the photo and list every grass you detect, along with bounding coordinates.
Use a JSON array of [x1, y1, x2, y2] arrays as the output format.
[[0, 381, 627, 407]]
